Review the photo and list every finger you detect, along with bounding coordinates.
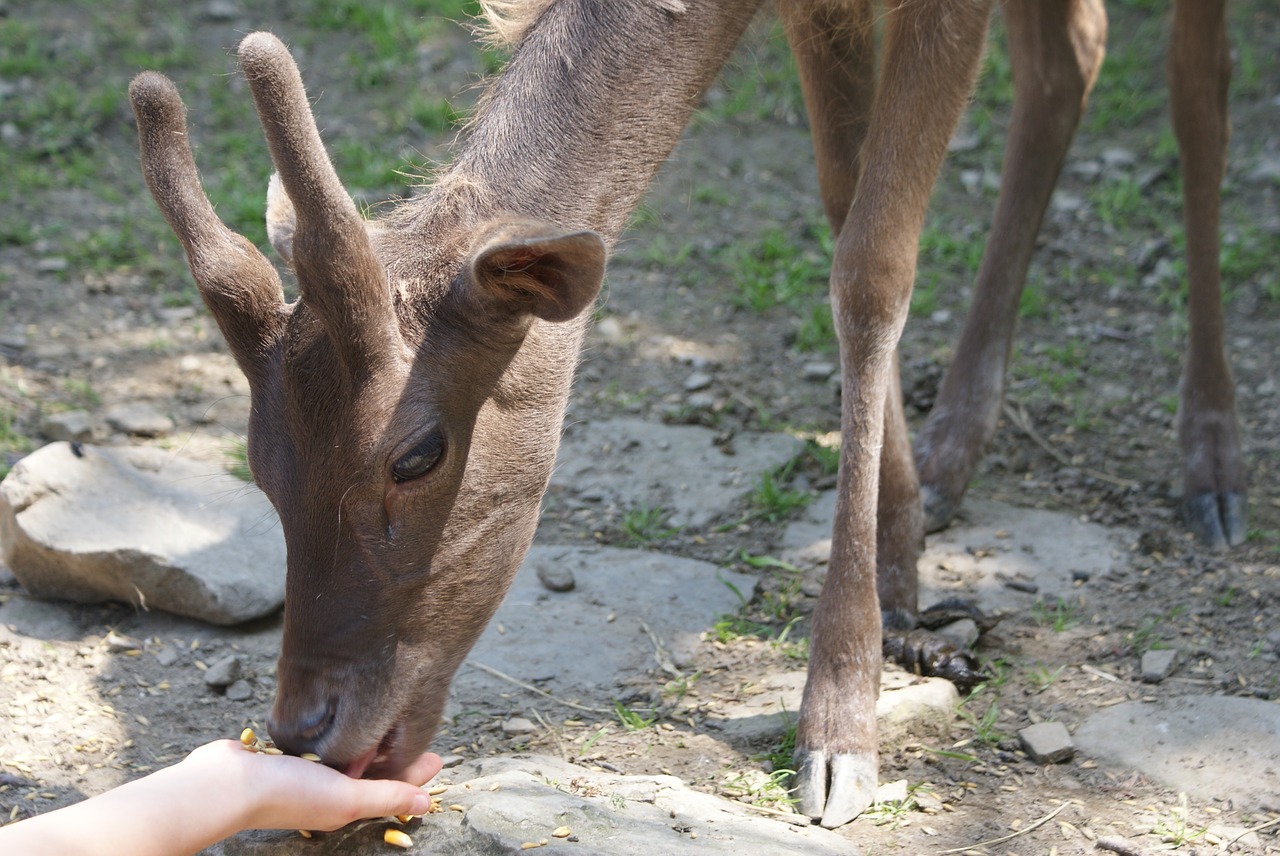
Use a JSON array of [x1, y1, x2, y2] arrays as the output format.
[[399, 752, 444, 787], [342, 778, 433, 824]]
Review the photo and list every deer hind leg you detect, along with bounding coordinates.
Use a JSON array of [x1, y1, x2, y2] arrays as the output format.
[[781, 0, 993, 828], [1168, 0, 1244, 548], [913, 0, 1107, 532]]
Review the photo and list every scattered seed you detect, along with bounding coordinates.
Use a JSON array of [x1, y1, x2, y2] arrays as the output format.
[[427, 785, 449, 796], [262, 747, 283, 755], [300, 753, 322, 762], [520, 842, 547, 850], [448, 804, 464, 812], [297, 829, 312, 839], [239, 728, 256, 746], [552, 826, 572, 838], [395, 814, 414, 824], [384, 828, 413, 849]]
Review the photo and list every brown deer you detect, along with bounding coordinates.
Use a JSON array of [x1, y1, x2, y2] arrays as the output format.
[[914, 0, 1246, 551], [127, 0, 1239, 829]]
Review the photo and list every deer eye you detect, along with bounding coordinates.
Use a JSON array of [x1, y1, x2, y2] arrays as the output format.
[[391, 433, 445, 483]]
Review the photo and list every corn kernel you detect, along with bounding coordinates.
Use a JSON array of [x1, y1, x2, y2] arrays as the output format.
[[395, 814, 414, 824], [239, 728, 256, 746], [384, 828, 413, 849]]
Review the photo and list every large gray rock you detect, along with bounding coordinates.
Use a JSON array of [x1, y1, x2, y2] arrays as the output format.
[[452, 545, 757, 705], [1075, 696, 1280, 811], [550, 419, 804, 528], [0, 442, 285, 625], [208, 755, 858, 855]]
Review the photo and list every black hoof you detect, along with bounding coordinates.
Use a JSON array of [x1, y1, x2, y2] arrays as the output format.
[[921, 484, 958, 534], [1183, 491, 1247, 550]]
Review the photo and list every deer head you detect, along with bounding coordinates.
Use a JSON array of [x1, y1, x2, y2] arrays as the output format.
[[129, 33, 605, 778]]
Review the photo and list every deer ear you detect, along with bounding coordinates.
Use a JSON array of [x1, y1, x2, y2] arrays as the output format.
[[266, 173, 297, 268], [468, 219, 606, 323]]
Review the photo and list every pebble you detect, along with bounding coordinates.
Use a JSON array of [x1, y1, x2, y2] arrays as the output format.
[[153, 645, 180, 667], [1140, 648, 1178, 683], [682, 371, 713, 392], [935, 618, 979, 650], [225, 679, 254, 701], [1018, 721, 1075, 764], [40, 410, 93, 443], [204, 654, 244, 689], [1100, 147, 1137, 170], [801, 361, 835, 381], [502, 717, 537, 735], [202, 0, 241, 21], [875, 778, 909, 805], [35, 257, 69, 274], [104, 402, 174, 437], [535, 564, 576, 593]]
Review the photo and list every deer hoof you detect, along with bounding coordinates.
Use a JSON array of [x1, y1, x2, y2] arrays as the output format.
[[920, 484, 958, 534], [793, 748, 876, 828], [1183, 491, 1247, 550]]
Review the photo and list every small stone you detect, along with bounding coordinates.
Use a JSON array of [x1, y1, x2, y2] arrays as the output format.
[[682, 371, 713, 392], [35, 257, 69, 274], [1140, 648, 1178, 683], [105, 403, 174, 437], [40, 410, 93, 443], [594, 316, 623, 342], [224, 679, 254, 701], [935, 618, 979, 650], [801, 361, 835, 382], [153, 645, 180, 667], [874, 779, 909, 805], [536, 564, 575, 593], [502, 717, 537, 735], [204, 653, 244, 689], [1050, 190, 1085, 215], [439, 754, 465, 768], [105, 631, 143, 653], [1019, 721, 1075, 764], [1100, 147, 1137, 170], [202, 0, 241, 21]]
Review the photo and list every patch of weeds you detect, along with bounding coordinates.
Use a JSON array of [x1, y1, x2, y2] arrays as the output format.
[[226, 438, 252, 482], [1031, 598, 1081, 633], [1150, 793, 1208, 848], [864, 782, 935, 830], [957, 695, 1006, 747], [727, 227, 828, 313], [802, 438, 839, 477], [1018, 271, 1049, 319], [612, 699, 656, 732], [62, 378, 101, 408], [619, 504, 679, 547], [793, 300, 835, 353], [749, 463, 811, 522], [720, 768, 796, 809], [910, 271, 943, 318], [698, 19, 803, 126], [758, 708, 797, 775], [1091, 175, 1147, 229], [1027, 663, 1066, 694], [1128, 606, 1184, 655], [0, 404, 33, 479], [709, 614, 773, 644], [661, 671, 700, 706]]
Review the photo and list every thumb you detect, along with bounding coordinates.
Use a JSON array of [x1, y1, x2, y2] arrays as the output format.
[[347, 778, 434, 820]]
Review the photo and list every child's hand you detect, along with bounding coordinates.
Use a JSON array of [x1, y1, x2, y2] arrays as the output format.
[[182, 740, 443, 832]]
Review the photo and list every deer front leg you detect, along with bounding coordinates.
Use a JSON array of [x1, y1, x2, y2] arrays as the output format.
[[914, 0, 1107, 532], [1168, 0, 1245, 549], [783, 0, 993, 827]]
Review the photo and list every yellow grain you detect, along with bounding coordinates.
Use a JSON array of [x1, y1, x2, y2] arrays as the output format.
[[427, 785, 449, 795], [552, 826, 571, 838], [448, 804, 465, 812], [384, 828, 413, 848], [300, 753, 322, 762], [239, 728, 256, 746], [297, 830, 312, 839]]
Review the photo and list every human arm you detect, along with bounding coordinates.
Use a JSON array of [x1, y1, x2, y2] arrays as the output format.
[[0, 740, 442, 856]]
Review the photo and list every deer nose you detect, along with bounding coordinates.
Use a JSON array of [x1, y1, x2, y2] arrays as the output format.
[[267, 699, 337, 757]]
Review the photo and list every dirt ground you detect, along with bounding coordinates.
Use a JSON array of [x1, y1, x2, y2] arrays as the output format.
[[2, 1, 1279, 853]]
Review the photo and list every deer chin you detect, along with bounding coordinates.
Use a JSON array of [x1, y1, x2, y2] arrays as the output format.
[[343, 722, 401, 779]]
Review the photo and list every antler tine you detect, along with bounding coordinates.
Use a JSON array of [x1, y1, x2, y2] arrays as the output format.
[[237, 33, 398, 371], [129, 71, 286, 384]]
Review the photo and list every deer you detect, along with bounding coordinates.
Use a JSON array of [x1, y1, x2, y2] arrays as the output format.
[[913, 0, 1246, 552], [126, 0, 1240, 830]]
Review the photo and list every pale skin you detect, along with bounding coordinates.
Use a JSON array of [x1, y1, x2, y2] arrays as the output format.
[[0, 741, 443, 856]]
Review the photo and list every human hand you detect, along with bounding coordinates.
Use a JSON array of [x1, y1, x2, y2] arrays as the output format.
[[182, 740, 443, 833]]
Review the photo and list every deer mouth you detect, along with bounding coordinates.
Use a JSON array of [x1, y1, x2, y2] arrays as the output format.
[[343, 722, 401, 779]]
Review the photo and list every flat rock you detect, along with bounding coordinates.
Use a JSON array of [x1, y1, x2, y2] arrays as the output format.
[[207, 755, 857, 855], [785, 494, 1131, 614], [710, 667, 958, 751], [550, 419, 804, 527], [1075, 696, 1280, 810], [40, 410, 93, 442], [0, 442, 286, 625], [451, 545, 757, 705]]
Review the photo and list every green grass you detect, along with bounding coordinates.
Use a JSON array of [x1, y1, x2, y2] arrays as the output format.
[[612, 699, 657, 732], [1030, 598, 1081, 633], [619, 504, 679, 546]]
